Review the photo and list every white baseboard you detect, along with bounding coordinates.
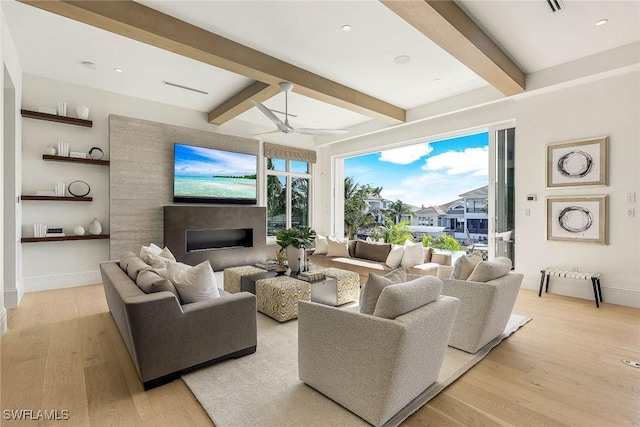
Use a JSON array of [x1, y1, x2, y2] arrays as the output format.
[[522, 275, 640, 308], [4, 283, 24, 308], [0, 307, 7, 338], [23, 270, 102, 293]]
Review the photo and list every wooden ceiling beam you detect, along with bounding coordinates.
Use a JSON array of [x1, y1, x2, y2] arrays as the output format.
[[21, 0, 406, 124], [208, 81, 280, 125], [381, 0, 526, 96]]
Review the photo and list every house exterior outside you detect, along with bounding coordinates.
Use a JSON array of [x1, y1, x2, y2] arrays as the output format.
[[412, 185, 488, 243]]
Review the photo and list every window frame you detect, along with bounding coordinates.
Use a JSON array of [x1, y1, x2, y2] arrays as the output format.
[[265, 158, 312, 241]]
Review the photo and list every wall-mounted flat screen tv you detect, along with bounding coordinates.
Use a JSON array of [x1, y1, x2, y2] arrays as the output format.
[[173, 143, 257, 204]]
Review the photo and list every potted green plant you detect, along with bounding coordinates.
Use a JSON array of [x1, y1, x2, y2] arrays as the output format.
[[276, 227, 317, 273]]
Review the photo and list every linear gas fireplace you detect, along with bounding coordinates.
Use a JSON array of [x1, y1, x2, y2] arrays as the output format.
[[186, 228, 253, 252], [164, 206, 271, 271]]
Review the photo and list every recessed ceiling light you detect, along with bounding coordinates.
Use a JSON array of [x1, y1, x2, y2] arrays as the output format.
[[341, 24, 352, 31], [432, 78, 441, 83], [595, 19, 608, 26], [80, 61, 97, 70], [114, 68, 123, 73], [393, 55, 411, 65]]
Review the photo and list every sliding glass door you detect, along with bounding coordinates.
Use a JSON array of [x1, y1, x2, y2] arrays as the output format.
[[492, 127, 515, 265]]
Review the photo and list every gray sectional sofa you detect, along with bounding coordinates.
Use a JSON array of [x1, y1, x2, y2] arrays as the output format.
[[100, 259, 257, 389]]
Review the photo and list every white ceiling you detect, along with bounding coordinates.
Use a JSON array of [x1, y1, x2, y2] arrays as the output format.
[[3, 0, 639, 135]]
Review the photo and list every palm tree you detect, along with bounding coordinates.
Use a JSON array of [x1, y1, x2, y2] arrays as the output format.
[[344, 177, 381, 239], [387, 200, 416, 224]]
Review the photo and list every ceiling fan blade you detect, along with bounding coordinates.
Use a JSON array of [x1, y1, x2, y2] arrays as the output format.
[[294, 128, 350, 136], [251, 99, 289, 131], [252, 130, 282, 136]]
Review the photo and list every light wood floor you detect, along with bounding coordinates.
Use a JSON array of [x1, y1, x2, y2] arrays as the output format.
[[2, 285, 639, 426]]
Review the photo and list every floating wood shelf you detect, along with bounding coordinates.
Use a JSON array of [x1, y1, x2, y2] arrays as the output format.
[[42, 154, 109, 166], [21, 195, 92, 202], [21, 109, 93, 127], [21, 234, 110, 243]]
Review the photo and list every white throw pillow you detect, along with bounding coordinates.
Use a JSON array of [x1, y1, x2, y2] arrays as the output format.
[[401, 240, 424, 267], [314, 235, 328, 255], [146, 247, 177, 268], [166, 260, 220, 303], [385, 245, 404, 269], [139, 243, 162, 260], [326, 236, 350, 257]]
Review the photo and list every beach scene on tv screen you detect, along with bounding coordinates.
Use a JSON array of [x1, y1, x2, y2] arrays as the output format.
[[174, 143, 257, 199]]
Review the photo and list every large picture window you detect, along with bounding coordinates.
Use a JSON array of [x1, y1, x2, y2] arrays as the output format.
[[266, 158, 311, 237]]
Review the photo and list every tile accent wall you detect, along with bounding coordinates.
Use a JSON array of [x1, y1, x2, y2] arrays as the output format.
[[109, 114, 260, 261]]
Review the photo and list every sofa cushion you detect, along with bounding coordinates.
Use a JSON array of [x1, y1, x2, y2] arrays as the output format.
[[354, 240, 391, 263], [423, 246, 434, 263], [431, 252, 452, 266], [467, 257, 512, 282], [167, 260, 220, 304], [136, 269, 181, 301], [139, 243, 162, 259], [373, 276, 443, 319], [126, 256, 151, 281], [359, 268, 409, 315], [146, 247, 177, 269], [451, 251, 484, 280], [401, 240, 424, 267], [118, 251, 139, 272], [359, 273, 394, 315], [326, 236, 350, 257], [314, 235, 328, 255], [385, 244, 404, 268]]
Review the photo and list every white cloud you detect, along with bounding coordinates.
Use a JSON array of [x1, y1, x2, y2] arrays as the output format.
[[422, 147, 488, 176], [379, 143, 433, 165]]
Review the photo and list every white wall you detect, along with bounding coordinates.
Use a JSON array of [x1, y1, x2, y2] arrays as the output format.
[[2, 6, 23, 322], [20, 74, 314, 292], [317, 70, 640, 308]]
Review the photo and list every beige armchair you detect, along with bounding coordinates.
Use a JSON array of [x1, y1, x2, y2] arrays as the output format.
[[438, 263, 523, 353], [298, 276, 460, 427]]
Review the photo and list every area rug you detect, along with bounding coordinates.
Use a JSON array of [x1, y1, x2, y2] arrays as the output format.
[[182, 312, 531, 427]]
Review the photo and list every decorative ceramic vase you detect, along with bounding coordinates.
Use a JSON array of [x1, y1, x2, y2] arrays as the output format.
[[88, 218, 102, 235], [73, 225, 85, 236], [45, 145, 56, 155], [286, 245, 305, 274], [76, 105, 89, 120]]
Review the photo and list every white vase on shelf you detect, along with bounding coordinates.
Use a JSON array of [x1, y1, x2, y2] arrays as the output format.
[[73, 225, 85, 236], [76, 105, 89, 120], [88, 218, 102, 235]]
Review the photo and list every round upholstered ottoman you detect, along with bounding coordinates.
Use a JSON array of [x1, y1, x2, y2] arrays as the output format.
[[223, 265, 267, 294], [255, 276, 311, 322]]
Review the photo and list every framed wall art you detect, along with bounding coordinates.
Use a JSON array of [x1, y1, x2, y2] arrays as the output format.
[[546, 195, 608, 244], [546, 136, 608, 188]]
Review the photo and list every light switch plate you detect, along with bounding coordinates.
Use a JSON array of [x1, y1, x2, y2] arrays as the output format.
[[626, 193, 636, 203]]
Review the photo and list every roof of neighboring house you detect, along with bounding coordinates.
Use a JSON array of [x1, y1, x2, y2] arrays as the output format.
[[415, 206, 442, 215], [459, 185, 488, 199]]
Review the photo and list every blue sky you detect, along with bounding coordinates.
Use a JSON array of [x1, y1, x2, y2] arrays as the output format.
[[174, 143, 257, 177], [345, 132, 489, 208]]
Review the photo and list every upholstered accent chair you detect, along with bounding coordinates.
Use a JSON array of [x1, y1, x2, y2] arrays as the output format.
[[438, 258, 523, 354], [298, 276, 460, 427]]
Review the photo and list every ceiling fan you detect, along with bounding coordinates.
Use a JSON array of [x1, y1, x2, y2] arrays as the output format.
[[251, 82, 349, 136]]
